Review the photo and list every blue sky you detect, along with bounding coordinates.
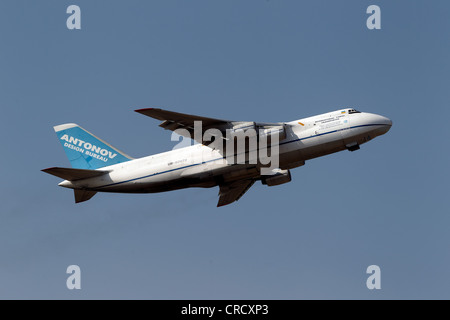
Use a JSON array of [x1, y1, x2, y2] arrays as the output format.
[[0, 0, 449, 299]]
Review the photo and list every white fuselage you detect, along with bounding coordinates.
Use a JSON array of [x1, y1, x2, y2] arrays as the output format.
[[59, 110, 392, 193]]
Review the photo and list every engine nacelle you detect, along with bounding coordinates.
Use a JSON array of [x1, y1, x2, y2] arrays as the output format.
[[258, 125, 287, 142], [226, 123, 286, 145], [229, 122, 256, 133], [261, 169, 292, 186]]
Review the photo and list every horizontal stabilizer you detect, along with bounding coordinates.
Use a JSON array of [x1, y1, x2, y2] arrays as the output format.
[[74, 189, 97, 203], [42, 167, 109, 181]]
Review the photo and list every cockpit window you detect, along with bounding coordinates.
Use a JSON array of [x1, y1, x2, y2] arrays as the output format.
[[348, 109, 361, 114]]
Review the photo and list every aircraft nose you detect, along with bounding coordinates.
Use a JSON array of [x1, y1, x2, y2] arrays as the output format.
[[373, 114, 392, 135], [379, 115, 392, 127]]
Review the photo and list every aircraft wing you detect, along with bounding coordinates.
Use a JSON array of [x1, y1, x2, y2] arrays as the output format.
[[135, 108, 233, 143], [135, 108, 285, 145], [217, 179, 255, 207], [135, 108, 231, 127]]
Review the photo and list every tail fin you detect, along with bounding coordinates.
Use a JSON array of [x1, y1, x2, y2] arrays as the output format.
[[54, 124, 133, 169]]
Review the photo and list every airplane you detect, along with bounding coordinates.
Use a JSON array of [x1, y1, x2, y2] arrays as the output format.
[[42, 108, 392, 207]]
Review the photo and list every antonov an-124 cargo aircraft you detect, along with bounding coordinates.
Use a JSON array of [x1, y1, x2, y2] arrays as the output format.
[[42, 108, 392, 207]]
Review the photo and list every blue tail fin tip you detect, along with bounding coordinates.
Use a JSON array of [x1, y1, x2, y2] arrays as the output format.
[[54, 123, 133, 170]]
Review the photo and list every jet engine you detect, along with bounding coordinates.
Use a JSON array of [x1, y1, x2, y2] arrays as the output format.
[[258, 125, 287, 142], [261, 169, 292, 186], [228, 123, 287, 142]]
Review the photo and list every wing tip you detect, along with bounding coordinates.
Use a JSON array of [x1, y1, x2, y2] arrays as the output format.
[[135, 108, 156, 113]]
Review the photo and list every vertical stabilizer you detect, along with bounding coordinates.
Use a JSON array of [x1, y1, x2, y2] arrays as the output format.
[[54, 123, 133, 169]]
